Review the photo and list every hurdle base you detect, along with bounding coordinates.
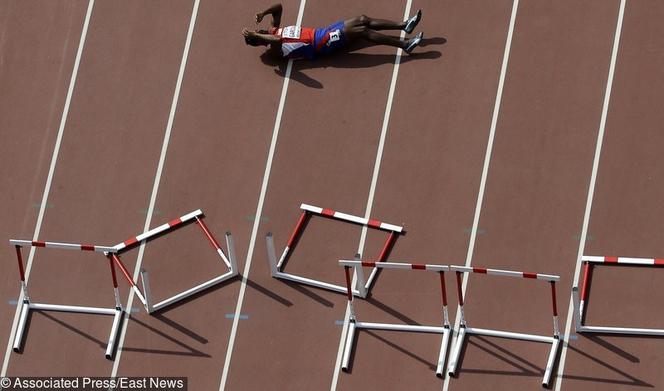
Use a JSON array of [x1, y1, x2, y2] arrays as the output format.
[[447, 326, 559, 387], [273, 271, 364, 297], [12, 301, 123, 359], [341, 320, 450, 376], [577, 325, 664, 336]]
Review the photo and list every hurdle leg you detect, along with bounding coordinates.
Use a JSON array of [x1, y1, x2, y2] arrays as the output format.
[[341, 321, 357, 371], [447, 326, 467, 376], [105, 309, 123, 359], [12, 301, 30, 352], [265, 233, 279, 276], [139, 269, 154, 313], [226, 232, 238, 275], [542, 337, 560, 387], [436, 326, 451, 377]]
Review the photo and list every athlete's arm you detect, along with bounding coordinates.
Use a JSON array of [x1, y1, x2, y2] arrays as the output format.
[[243, 28, 281, 44], [255, 3, 283, 28]]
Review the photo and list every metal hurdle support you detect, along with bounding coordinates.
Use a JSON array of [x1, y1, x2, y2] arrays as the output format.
[[266, 203, 402, 297], [338, 259, 452, 377], [9, 240, 123, 359], [572, 255, 664, 336], [447, 265, 561, 388], [111, 209, 238, 314]]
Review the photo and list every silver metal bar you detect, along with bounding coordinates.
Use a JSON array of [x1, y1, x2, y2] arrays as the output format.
[[465, 327, 555, 344], [341, 321, 357, 371], [12, 302, 30, 352], [436, 326, 451, 377], [447, 326, 467, 376], [151, 271, 236, 311], [140, 269, 154, 313], [29, 303, 117, 315], [226, 232, 238, 276], [105, 309, 123, 359], [542, 337, 560, 387], [265, 233, 279, 276], [572, 286, 583, 330], [274, 272, 361, 296], [355, 321, 447, 334], [354, 263, 367, 298], [577, 325, 664, 336]]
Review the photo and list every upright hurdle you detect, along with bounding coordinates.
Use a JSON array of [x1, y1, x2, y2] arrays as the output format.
[[447, 265, 561, 387], [573, 255, 664, 336], [9, 239, 123, 359], [110, 209, 238, 314], [338, 259, 451, 377], [266, 203, 403, 297]]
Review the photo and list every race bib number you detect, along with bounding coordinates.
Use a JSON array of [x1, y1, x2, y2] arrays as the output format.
[[328, 29, 341, 45], [281, 25, 301, 39]]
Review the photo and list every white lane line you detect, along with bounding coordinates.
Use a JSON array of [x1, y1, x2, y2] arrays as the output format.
[[442, 0, 519, 390], [0, 0, 95, 378], [110, 0, 200, 377], [217, 1, 308, 389], [330, 1, 412, 389], [553, 1, 626, 389]]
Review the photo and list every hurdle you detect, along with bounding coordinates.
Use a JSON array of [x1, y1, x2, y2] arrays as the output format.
[[9, 239, 123, 359], [338, 259, 451, 376], [447, 265, 561, 387], [111, 209, 238, 313], [266, 203, 403, 297], [572, 255, 664, 336]]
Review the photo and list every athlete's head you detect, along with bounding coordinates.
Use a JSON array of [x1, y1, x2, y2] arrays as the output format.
[[244, 29, 270, 46]]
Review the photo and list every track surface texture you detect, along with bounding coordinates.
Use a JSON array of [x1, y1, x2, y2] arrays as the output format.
[[1, 0, 663, 390]]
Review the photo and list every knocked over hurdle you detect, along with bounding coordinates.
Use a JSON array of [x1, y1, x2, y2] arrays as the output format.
[[338, 259, 451, 377], [447, 265, 561, 387], [573, 255, 664, 336], [266, 203, 403, 297], [110, 209, 238, 314], [9, 239, 123, 359]]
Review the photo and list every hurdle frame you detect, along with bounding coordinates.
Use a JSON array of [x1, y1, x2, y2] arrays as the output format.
[[111, 209, 238, 314], [447, 265, 561, 388], [9, 239, 123, 359], [266, 203, 402, 297], [572, 255, 664, 336], [338, 259, 452, 377]]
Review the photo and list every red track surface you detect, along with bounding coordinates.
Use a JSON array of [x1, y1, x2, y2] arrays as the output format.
[[2, 0, 663, 390]]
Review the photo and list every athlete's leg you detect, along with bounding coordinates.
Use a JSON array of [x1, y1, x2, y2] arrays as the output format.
[[344, 15, 404, 31]]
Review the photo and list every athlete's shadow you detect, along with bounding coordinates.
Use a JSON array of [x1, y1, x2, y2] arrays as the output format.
[[261, 36, 447, 89]]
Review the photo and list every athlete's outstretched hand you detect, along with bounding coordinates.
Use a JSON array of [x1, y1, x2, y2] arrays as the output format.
[[242, 28, 252, 38], [255, 12, 264, 24]]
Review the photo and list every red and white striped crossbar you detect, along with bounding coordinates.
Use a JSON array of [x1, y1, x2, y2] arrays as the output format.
[[339, 260, 448, 272], [10, 239, 116, 253], [300, 203, 403, 232], [582, 255, 664, 266], [449, 265, 559, 282], [114, 209, 203, 252]]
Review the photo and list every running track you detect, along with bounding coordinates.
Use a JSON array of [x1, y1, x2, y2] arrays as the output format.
[[1, 0, 663, 389]]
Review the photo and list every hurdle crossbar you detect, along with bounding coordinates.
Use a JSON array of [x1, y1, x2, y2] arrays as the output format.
[[112, 210, 238, 313], [339, 260, 452, 377], [266, 203, 402, 297], [10, 242, 123, 359], [573, 255, 664, 336], [447, 265, 561, 388]]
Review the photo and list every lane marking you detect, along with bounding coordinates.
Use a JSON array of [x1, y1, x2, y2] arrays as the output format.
[[217, 1, 308, 390], [554, 1, 626, 390], [110, 0, 200, 377], [0, 0, 95, 378], [330, 1, 412, 389], [443, 0, 519, 390]]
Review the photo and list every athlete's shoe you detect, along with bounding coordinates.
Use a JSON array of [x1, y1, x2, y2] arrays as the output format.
[[404, 32, 423, 53], [404, 9, 422, 34]]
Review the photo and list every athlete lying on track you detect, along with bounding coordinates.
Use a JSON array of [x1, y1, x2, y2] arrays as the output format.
[[242, 3, 423, 60]]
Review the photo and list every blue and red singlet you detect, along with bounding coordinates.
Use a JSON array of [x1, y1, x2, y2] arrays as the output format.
[[270, 21, 346, 60]]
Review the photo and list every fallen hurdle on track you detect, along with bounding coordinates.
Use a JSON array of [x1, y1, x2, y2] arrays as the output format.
[[111, 209, 238, 314], [338, 259, 452, 377], [447, 265, 561, 388], [9, 240, 123, 359], [572, 255, 664, 336], [266, 203, 402, 297]]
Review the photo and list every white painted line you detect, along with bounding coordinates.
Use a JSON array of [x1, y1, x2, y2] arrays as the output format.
[[217, 1, 308, 389], [0, 0, 95, 378], [553, 1, 626, 390], [110, 0, 200, 376], [330, 1, 412, 389], [443, 0, 519, 389]]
